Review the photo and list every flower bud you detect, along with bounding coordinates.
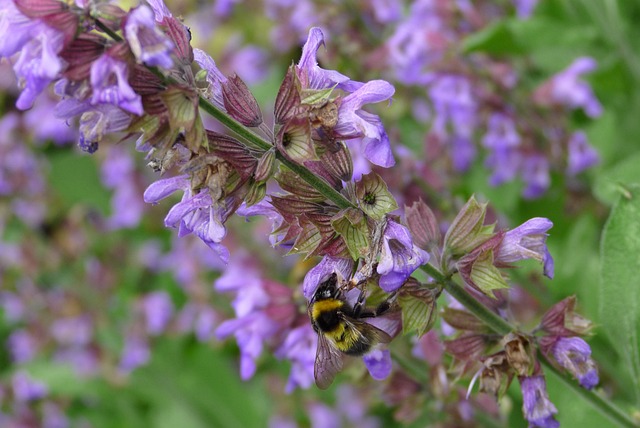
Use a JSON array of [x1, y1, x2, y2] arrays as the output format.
[[221, 74, 263, 127], [244, 180, 267, 207], [443, 196, 494, 257], [405, 199, 440, 249], [254, 149, 276, 183], [274, 65, 301, 125]]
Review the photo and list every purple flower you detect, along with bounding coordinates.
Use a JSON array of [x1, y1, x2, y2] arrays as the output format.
[[386, 4, 448, 85], [302, 256, 354, 299], [216, 312, 281, 379], [0, 0, 36, 58], [550, 57, 602, 118], [309, 403, 341, 428], [12, 25, 65, 110], [143, 175, 230, 261], [50, 316, 93, 346], [42, 403, 69, 428], [566, 131, 599, 176], [551, 337, 598, 389], [275, 324, 316, 393], [514, 0, 539, 19], [485, 147, 522, 186], [90, 53, 143, 115], [371, 0, 402, 23], [335, 81, 396, 168], [297, 27, 359, 92], [142, 291, 174, 335], [363, 348, 392, 380], [194, 48, 228, 110], [377, 220, 430, 292], [119, 335, 150, 373], [124, 5, 174, 68], [482, 113, 521, 150], [55, 96, 132, 153], [227, 45, 268, 85], [297, 28, 396, 168], [496, 217, 554, 278], [521, 155, 550, 199], [520, 376, 559, 428], [12, 371, 48, 402], [101, 146, 144, 229], [236, 200, 286, 246], [8, 329, 37, 363]]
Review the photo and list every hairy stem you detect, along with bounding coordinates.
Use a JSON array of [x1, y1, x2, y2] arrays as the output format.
[[198, 98, 355, 210], [420, 263, 637, 428]]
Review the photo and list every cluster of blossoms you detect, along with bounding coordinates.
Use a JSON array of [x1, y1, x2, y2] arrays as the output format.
[[0, 0, 607, 426], [217, 0, 601, 199]]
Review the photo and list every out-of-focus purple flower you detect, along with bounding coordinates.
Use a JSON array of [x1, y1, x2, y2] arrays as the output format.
[[25, 96, 76, 145], [302, 256, 354, 299], [363, 348, 392, 380], [119, 335, 150, 373], [309, 403, 341, 428], [521, 155, 550, 199], [548, 57, 602, 118], [54, 347, 99, 376], [485, 148, 522, 186], [377, 220, 429, 292], [0, 0, 66, 111], [90, 53, 143, 115], [12, 371, 48, 402], [520, 376, 559, 428], [228, 45, 269, 85], [176, 303, 219, 341], [371, 0, 402, 23], [496, 217, 554, 278], [216, 312, 281, 379], [101, 146, 144, 229], [275, 324, 316, 393], [483, 113, 520, 150], [144, 174, 230, 261], [124, 5, 173, 68], [215, 254, 295, 380], [142, 291, 174, 335], [213, 0, 240, 17], [0, 291, 24, 322], [42, 403, 69, 428], [514, 0, 539, 19], [566, 131, 599, 176], [265, 0, 316, 52], [50, 316, 92, 346], [551, 337, 598, 389], [386, 3, 449, 85], [236, 200, 286, 247], [8, 329, 37, 363]]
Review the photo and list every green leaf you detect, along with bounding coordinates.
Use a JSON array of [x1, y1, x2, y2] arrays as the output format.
[[461, 20, 522, 55], [594, 152, 640, 205], [600, 184, 640, 401]]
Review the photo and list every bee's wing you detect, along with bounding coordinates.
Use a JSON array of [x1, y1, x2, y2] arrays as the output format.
[[314, 333, 343, 389], [346, 318, 393, 346]]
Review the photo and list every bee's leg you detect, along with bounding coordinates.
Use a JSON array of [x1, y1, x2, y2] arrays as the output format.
[[357, 292, 398, 319], [352, 288, 368, 318]]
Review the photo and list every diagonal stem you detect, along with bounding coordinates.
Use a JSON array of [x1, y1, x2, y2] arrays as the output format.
[[420, 263, 637, 428]]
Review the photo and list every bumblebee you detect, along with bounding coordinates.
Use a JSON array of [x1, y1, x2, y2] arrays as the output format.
[[308, 272, 395, 389]]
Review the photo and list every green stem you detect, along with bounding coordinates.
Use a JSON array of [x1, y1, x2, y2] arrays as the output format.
[[420, 263, 512, 334], [197, 97, 355, 210], [541, 355, 638, 428], [420, 263, 638, 427]]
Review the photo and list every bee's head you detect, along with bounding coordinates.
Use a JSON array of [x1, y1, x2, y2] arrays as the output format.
[[311, 272, 342, 302]]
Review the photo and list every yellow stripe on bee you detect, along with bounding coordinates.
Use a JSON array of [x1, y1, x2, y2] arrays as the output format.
[[311, 299, 344, 321]]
